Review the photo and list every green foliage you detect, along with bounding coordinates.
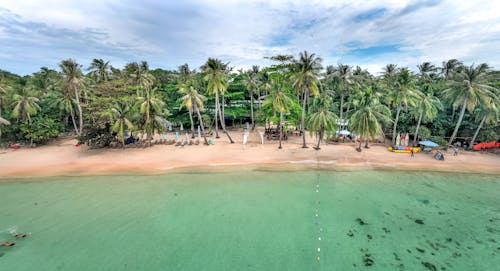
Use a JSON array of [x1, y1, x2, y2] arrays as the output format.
[[19, 115, 64, 143]]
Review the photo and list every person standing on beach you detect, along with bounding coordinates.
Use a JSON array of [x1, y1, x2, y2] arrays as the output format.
[[410, 148, 414, 158], [453, 146, 459, 156]]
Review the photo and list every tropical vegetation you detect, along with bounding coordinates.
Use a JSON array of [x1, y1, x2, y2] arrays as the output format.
[[0, 53, 498, 151]]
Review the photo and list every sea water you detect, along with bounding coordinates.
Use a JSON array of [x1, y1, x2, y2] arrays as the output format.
[[0, 171, 498, 270]]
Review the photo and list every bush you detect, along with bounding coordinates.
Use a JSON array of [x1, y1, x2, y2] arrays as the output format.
[[19, 115, 64, 144]]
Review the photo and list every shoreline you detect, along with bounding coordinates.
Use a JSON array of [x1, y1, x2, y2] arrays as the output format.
[[1, 133, 499, 179]]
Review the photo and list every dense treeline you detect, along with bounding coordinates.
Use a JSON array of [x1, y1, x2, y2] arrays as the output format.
[[0, 52, 498, 150]]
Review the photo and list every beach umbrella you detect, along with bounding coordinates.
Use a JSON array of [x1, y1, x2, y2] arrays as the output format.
[[336, 130, 351, 135], [418, 140, 439, 147], [180, 123, 184, 131], [396, 133, 401, 146], [175, 131, 179, 141], [404, 133, 410, 147], [197, 126, 201, 141]]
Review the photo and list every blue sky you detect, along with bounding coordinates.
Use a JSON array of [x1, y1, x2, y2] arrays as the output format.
[[1, 0, 500, 75]]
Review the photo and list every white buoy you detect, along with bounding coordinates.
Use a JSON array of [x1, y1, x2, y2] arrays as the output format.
[[317, 247, 321, 252], [318, 237, 321, 241]]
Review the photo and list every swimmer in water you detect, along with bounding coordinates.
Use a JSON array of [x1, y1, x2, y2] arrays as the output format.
[[11, 231, 31, 238], [1, 242, 15, 247]]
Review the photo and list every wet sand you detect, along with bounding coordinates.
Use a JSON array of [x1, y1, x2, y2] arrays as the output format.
[[1, 131, 499, 178]]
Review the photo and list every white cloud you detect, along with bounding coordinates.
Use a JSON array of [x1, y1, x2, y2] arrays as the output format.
[[0, 0, 499, 75]]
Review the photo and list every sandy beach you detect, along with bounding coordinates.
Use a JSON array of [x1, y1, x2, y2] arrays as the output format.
[[1, 130, 499, 178]]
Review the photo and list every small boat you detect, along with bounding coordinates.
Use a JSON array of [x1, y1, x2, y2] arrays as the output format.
[[388, 146, 421, 153]]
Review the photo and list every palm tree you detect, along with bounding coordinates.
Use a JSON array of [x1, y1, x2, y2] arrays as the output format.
[[136, 87, 168, 145], [88, 59, 110, 82], [242, 66, 260, 130], [417, 62, 438, 77], [387, 68, 422, 145], [292, 51, 322, 148], [470, 99, 498, 149], [349, 87, 391, 151], [326, 64, 354, 128], [202, 58, 234, 143], [263, 76, 295, 149], [51, 92, 79, 134], [11, 87, 40, 123], [442, 63, 497, 147], [307, 107, 337, 150], [179, 82, 207, 141], [126, 61, 155, 95], [382, 64, 398, 79], [412, 92, 442, 145], [108, 102, 134, 147], [441, 59, 463, 80], [60, 59, 85, 135]]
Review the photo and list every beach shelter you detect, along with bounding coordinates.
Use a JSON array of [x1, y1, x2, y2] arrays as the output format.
[[336, 130, 351, 135], [418, 140, 439, 147], [396, 133, 401, 146]]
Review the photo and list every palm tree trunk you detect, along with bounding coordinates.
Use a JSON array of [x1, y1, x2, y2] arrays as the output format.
[[301, 89, 309, 148], [413, 111, 423, 146], [364, 139, 369, 148], [340, 94, 344, 129], [316, 130, 322, 150], [74, 87, 83, 135], [250, 91, 255, 130], [392, 102, 402, 145], [470, 114, 486, 149], [188, 109, 195, 138], [221, 93, 226, 128], [70, 109, 79, 135], [278, 110, 283, 149], [448, 98, 468, 147], [217, 94, 234, 144], [195, 105, 209, 145], [214, 91, 220, 138], [357, 139, 362, 152]]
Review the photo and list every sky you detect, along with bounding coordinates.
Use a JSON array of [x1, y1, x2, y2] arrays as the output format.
[[1, 0, 500, 75]]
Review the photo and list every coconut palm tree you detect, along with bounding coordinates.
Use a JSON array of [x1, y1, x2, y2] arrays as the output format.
[[50, 92, 79, 134], [387, 68, 422, 145], [470, 98, 498, 149], [136, 87, 168, 145], [442, 63, 497, 147], [202, 58, 234, 143], [417, 62, 438, 77], [263, 76, 295, 149], [326, 64, 354, 128], [179, 82, 207, 140], [412, 92, 442, 145], [11, 87, 40, 123], [291, 51, 322, 148], [307, 107, 337, 150], [88, 59, 111, 82], [108, 102, 134, 147], [441, 59, 463, 80], [126, 61, 155, 96], [382, 64, 398, 79], [242, 66, 260, 130], [349, 87, 391, 151], [60, 59, 85, 135]]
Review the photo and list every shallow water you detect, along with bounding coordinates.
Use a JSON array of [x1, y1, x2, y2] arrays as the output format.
[[0, 171, 499, 270]]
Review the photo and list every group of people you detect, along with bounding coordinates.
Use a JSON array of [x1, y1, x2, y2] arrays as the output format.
[[0, 231, 30, 247]]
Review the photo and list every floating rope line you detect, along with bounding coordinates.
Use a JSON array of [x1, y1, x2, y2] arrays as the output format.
[[315, 172, 322, 263]]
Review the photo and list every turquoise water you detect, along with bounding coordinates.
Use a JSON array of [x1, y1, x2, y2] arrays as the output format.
[[0, 171, 499, 270]]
